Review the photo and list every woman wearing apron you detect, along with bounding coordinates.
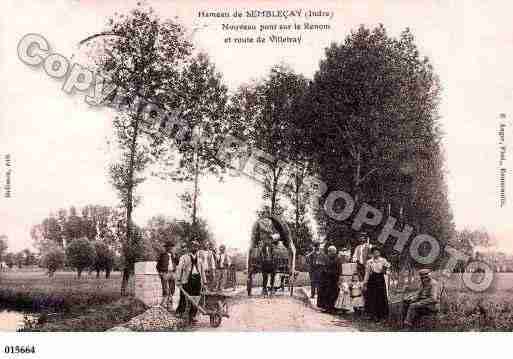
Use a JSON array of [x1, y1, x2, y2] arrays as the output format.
[[363, 246, 390, 321]]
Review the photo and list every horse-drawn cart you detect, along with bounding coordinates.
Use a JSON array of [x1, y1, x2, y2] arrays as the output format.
[[246, 216, 296, 296]]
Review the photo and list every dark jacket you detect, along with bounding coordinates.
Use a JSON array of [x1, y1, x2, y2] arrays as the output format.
[[156, 252, 175, 273]]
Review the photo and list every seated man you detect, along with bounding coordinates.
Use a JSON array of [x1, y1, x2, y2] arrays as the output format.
[[403, 269, 440, 327]]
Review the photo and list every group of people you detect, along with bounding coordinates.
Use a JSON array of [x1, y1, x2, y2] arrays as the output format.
[[306, 232, 440, 327], [156, 239, 231, 321]]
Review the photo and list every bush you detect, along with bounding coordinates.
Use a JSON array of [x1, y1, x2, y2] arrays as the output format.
[[66, 238, 95, 278], [93, 242, 115, 278], [41, 247, 65, 277]]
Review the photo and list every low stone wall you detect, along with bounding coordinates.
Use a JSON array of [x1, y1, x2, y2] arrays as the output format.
[[134, 261, 162, 307]]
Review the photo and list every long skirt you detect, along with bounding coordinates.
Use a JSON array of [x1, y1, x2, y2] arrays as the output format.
[[309, 267, 321, 289], [176, 274, 202, 318], [365, 272, 389, 320], [317, 273, 339, 310]]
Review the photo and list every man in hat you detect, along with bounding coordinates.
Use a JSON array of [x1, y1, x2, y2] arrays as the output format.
[[200, 240, 217, 291], [305, 242, 325, 298], [317, 245, 340, 312], [176, 240, 207, 321], [402, 269, 440, 327], [156, 241, 177, 308], [215, 244, 231, 291], [352, 232, 371, 281]]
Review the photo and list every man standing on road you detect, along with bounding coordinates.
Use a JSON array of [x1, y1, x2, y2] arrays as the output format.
[[216, 244, 231, 291], [306, 242, 324, 298], [156, 241, 177, 308], [402, 269, 440, 328], [352, 232, 371, 281], [176, 240, 207, 321], [200, 240, 217, 291]]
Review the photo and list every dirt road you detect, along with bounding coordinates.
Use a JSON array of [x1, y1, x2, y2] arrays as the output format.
[[196, 294, 357, 331]]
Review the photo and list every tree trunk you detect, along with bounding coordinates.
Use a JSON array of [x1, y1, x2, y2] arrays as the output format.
[[96, 270, 100, 279], [192, 148, 200, 227], [106, 269, 111, 279], [77, 269, 82, 279], [270, 166, 281, 215], [121, 115, 140, 296]]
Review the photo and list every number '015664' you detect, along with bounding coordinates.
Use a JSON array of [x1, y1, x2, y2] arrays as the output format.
[[4, 345, 36, 354]]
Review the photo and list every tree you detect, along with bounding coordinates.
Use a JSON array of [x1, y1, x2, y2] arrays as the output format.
[[92, 242, 115, 278], [306, 25, 453, 259], [153, 53, 229, 227], [85, 5, 193, 295], [66, 238, 96, 278], [0, 235, 8, 261], [22, 249, 37, 266], [14, 252, 25, 269], [144, 215, 183, 253], [4, 252, 15, 269], [41, 246, 65, 277], [231, 65, 308, 216]]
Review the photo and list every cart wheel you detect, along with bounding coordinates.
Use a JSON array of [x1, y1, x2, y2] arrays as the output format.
[[217, 300, 229, 315], [210, 313, 222, 328], [247, 272, 253, 296]]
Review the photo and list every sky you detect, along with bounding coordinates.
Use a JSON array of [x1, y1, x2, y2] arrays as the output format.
[[1, 0, 512, 253]]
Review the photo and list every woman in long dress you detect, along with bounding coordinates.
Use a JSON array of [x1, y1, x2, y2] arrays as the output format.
[[317, 245, 340, 312], [363, 246, 390, 321]]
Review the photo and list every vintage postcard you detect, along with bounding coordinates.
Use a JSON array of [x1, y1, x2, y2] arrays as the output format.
[[1, 0, 512, 348]]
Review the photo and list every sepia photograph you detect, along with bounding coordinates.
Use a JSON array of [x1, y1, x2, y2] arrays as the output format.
[[1, 0, 513, 351]]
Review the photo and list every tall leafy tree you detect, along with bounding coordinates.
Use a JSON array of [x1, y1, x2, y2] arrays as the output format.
[[153, 53, 229, 227], [85, 5, 193, 294], [232, 65, 308, 216], [0, 235, 8, 261], [307, 25, 453, 260]]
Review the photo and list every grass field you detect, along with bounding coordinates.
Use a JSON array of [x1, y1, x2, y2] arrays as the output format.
[[0, 270, 147, 331], [0, 270, 122, 312]]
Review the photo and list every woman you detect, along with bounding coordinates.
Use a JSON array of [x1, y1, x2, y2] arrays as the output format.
[[363, 246, 390, 321], [317, 245, 340, 313]]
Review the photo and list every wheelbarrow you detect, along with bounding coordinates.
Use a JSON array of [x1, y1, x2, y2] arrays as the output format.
[[178, 285, 230, 328]]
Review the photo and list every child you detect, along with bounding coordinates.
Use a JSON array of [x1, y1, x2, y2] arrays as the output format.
[[350, 274, 364, 315], [335, 278, 353, 313]]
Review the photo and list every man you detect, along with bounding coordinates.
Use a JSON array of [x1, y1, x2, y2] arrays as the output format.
[[260, 236, 276, 295], [273, 236, 289, 291], [156, 241, 177, 308], [305, 242, 324, 298], [402, 269, 440, 327], [352, 232, 371, 281], [175, 241, 207, 321], [317, 245, 340, 313], [200, 241, 217, 291], [215, 244, 231, 291]]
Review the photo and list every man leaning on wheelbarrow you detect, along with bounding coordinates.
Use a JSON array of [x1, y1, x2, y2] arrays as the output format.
[[175, 240, 207, 322]]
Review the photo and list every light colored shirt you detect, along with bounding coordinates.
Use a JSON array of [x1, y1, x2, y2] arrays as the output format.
[[191, 254, 199, 274], [352, 243, 370, 264], [217, 253, 231, 269], [364, 257, 390, 283], [167, 253, 175, 272]]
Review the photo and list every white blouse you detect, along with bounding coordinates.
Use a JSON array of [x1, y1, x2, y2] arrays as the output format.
[[367, 257, 390, 273], [364, 257, 390, 283]]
